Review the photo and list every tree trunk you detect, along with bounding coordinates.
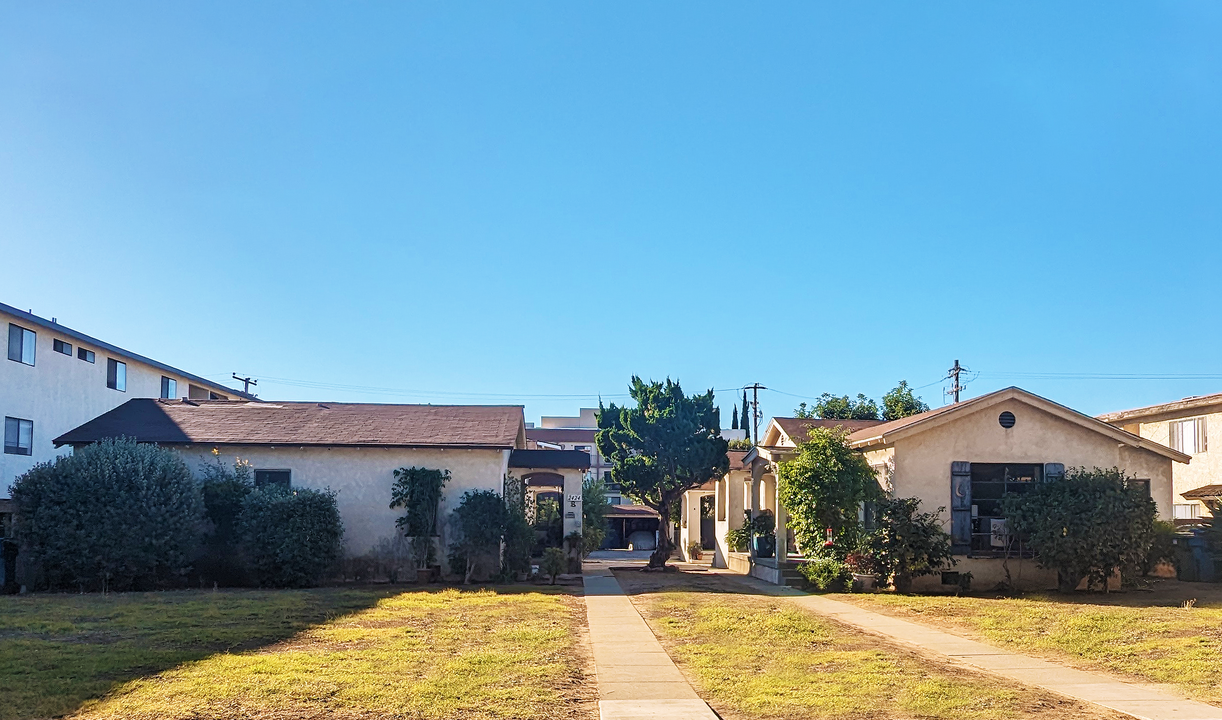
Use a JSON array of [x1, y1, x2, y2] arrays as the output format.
[[648, 532, 672, 568]]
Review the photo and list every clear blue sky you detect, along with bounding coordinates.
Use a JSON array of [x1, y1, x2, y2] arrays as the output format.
[[3, 3, 1221, 425]]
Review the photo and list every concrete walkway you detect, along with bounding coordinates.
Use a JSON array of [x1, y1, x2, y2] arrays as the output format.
[[722, 571, 1222, 720], [582, 562, 718, 720]]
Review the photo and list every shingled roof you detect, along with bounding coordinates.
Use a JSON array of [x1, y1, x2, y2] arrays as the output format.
[[54, 399, 526, 449]]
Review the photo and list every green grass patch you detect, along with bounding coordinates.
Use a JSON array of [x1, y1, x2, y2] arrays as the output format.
[[836, 590, 1222, 705], [617, 573, 1115, 720], [0, 586, 592, 720]]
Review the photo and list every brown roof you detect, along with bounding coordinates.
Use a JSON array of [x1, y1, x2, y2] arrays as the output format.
[[774, 417, 884, 443], [727, 449, 750, 469], [1181, 484, 1222, 500], [525, 427, 598, 443], [605, 504, 661, 519], [846, 403, 962, 443], [55, 398, 525, 449], [1098, 393, 1222, 424]]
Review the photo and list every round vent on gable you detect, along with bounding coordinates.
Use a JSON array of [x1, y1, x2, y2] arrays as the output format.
[[998, 411, 1016, 429]]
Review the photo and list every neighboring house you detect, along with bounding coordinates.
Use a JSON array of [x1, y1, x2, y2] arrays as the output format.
[[702, 387, 1186, 590], [1, 301, 253, 491], [54, 399, 589, 568], [1099, 394, 1222, 524]]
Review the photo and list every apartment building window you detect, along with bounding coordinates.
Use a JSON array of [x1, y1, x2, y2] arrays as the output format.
[[254, 470, 291, 489], [574, 445, 591, 454], [1170, 417, 1207, 454], [7, 324, 35, 366], [53, 339, 72, 355], [3, 417, 33, 456], [161, 377, 177, 399], [106, 358, 127, 391], [1174, 503, 1201, 520], [78, 347, 95, 363]]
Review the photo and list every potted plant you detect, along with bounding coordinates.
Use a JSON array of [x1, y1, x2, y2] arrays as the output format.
[[726, 527, 751, 553], [750, 510, 776, 559], [844, 550, 879, 591], [687, 541, 703, 561], [389, 466, 449, 584]]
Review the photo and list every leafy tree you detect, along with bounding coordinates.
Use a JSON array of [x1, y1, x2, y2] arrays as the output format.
[[742, 390, 751, 440], [390, 467, 448, 570], [882, 381, 930, 421], [863, 496, 954, 593], [239, 485, 344, 588], [502, 474, 533, 578], [797, 393, 880, 420], [597, 377, 730, 567], [1001, 467, 1156, 593], [727, 437, 754, 451], [581, 476, 611, 557], [777, 428, 882, 557], [448, 490, 508, 584], [12, 437, 205, 592]]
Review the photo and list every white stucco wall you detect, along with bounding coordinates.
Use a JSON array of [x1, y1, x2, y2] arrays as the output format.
[[174, 444, 511, 560], [1130, 413, 1221, 517], [0, 309, 239, 492]]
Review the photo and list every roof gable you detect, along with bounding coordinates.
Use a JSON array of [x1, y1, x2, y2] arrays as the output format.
[[55, 399, 526, 450], [846, 387, 1190, 463], [763, 417, 886, 448]]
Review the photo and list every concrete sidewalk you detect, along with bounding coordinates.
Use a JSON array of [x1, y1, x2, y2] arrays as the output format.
[[582, 563, 718, 720], [722, 571, 1222, 720]]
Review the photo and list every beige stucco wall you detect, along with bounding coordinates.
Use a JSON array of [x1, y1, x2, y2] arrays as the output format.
[[1131, 413, 1220, 517], [174, 444, 510, 561], [883, 397, 1176, 591], [0, 308, 239, 491]]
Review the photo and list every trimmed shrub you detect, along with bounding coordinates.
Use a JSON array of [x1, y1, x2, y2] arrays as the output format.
[[799, 557, 852, 592], [195, 456, 254, 586], [12, 438, 205, 592], [541, 547, 566, 584], [239, 486, 343, 588], [864, 496, 954, 593], [448, 490, 507, 583]]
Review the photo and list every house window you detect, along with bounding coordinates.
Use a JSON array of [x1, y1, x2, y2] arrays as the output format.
[[3, 417, 33, 456], [602, 470, 612, 482], [53, 339, 72, 355], [1174, 503, 1201, 520], [1170, 418, 1207, 454], [7, 324, 35, 366], [254, 470, 291, 489], [970, 463, 1042, 557], [106, 358, 126, 391], [161, 377, 177, 399], [78, 347, 95, 363], [1131, 478, 1151, 497], [609, 496, 622, 505]]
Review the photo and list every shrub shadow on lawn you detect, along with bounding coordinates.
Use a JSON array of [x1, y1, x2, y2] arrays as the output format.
[[0, 586, 404, 720]]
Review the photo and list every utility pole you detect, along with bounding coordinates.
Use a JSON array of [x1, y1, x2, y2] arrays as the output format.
[[745, 383, 767, 444], [945, 360, 966, 404], [232, 373, 258, 395]]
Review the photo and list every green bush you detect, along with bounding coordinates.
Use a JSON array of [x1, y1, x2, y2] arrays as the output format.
[[799, 557, 852, 592], [541, 547, 566, 584], [725, 527, 751, 552], [196, 455, 254, 586], [864, 496, 954, 593], [240, 486, 343, 588], [501, 475, 533, 579], [1001, 467, 1156, 592], [582, 476, 610, 557], [12, 438, 205, 592], [448, 490, 507, 583]]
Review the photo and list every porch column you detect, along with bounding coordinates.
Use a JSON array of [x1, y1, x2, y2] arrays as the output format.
[[686, 490, 702, 557], [562, 470, 583, 552], [727, 472, 745, 530], [750, 461, 765, 518], [771, 467, 789, 560]]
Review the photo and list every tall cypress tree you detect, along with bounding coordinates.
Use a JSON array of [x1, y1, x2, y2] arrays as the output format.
[[742, 389, 751, 441], [731, 404, 739, 430]]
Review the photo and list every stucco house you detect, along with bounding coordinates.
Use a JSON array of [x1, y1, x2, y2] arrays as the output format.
[[53, 399, 589, 569], [1099, 394, 1222, 524], [701, 387, 1187, 591]]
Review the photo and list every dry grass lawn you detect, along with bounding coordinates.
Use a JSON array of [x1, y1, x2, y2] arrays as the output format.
[[834, 581, 1222, 705], [0, 585, 595, 720], [614, 570, 1126, 720]]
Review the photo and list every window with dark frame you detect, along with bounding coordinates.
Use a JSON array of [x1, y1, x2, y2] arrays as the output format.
[[7, 324, 35, 366], [3, 417, 33, 456], [78, 347, 95, 363], [161, 376, 177, 399], [969, 462, 1042, 558], [53, 339, 72, 355], [254, 470, 291, 489], [106, 358, 126, 391]]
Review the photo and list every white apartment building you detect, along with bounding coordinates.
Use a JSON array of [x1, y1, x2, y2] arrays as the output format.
[[526, 408, 622, 503], [1, 301, 254, 493]]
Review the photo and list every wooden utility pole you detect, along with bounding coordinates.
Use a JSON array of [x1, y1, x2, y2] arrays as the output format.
[[745, 382, 767, 443], [232, 373, 259, 395], [946, 360, 965, 404]]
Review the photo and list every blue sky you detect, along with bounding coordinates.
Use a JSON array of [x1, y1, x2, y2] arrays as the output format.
[[3, 3, 1221, 425]]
